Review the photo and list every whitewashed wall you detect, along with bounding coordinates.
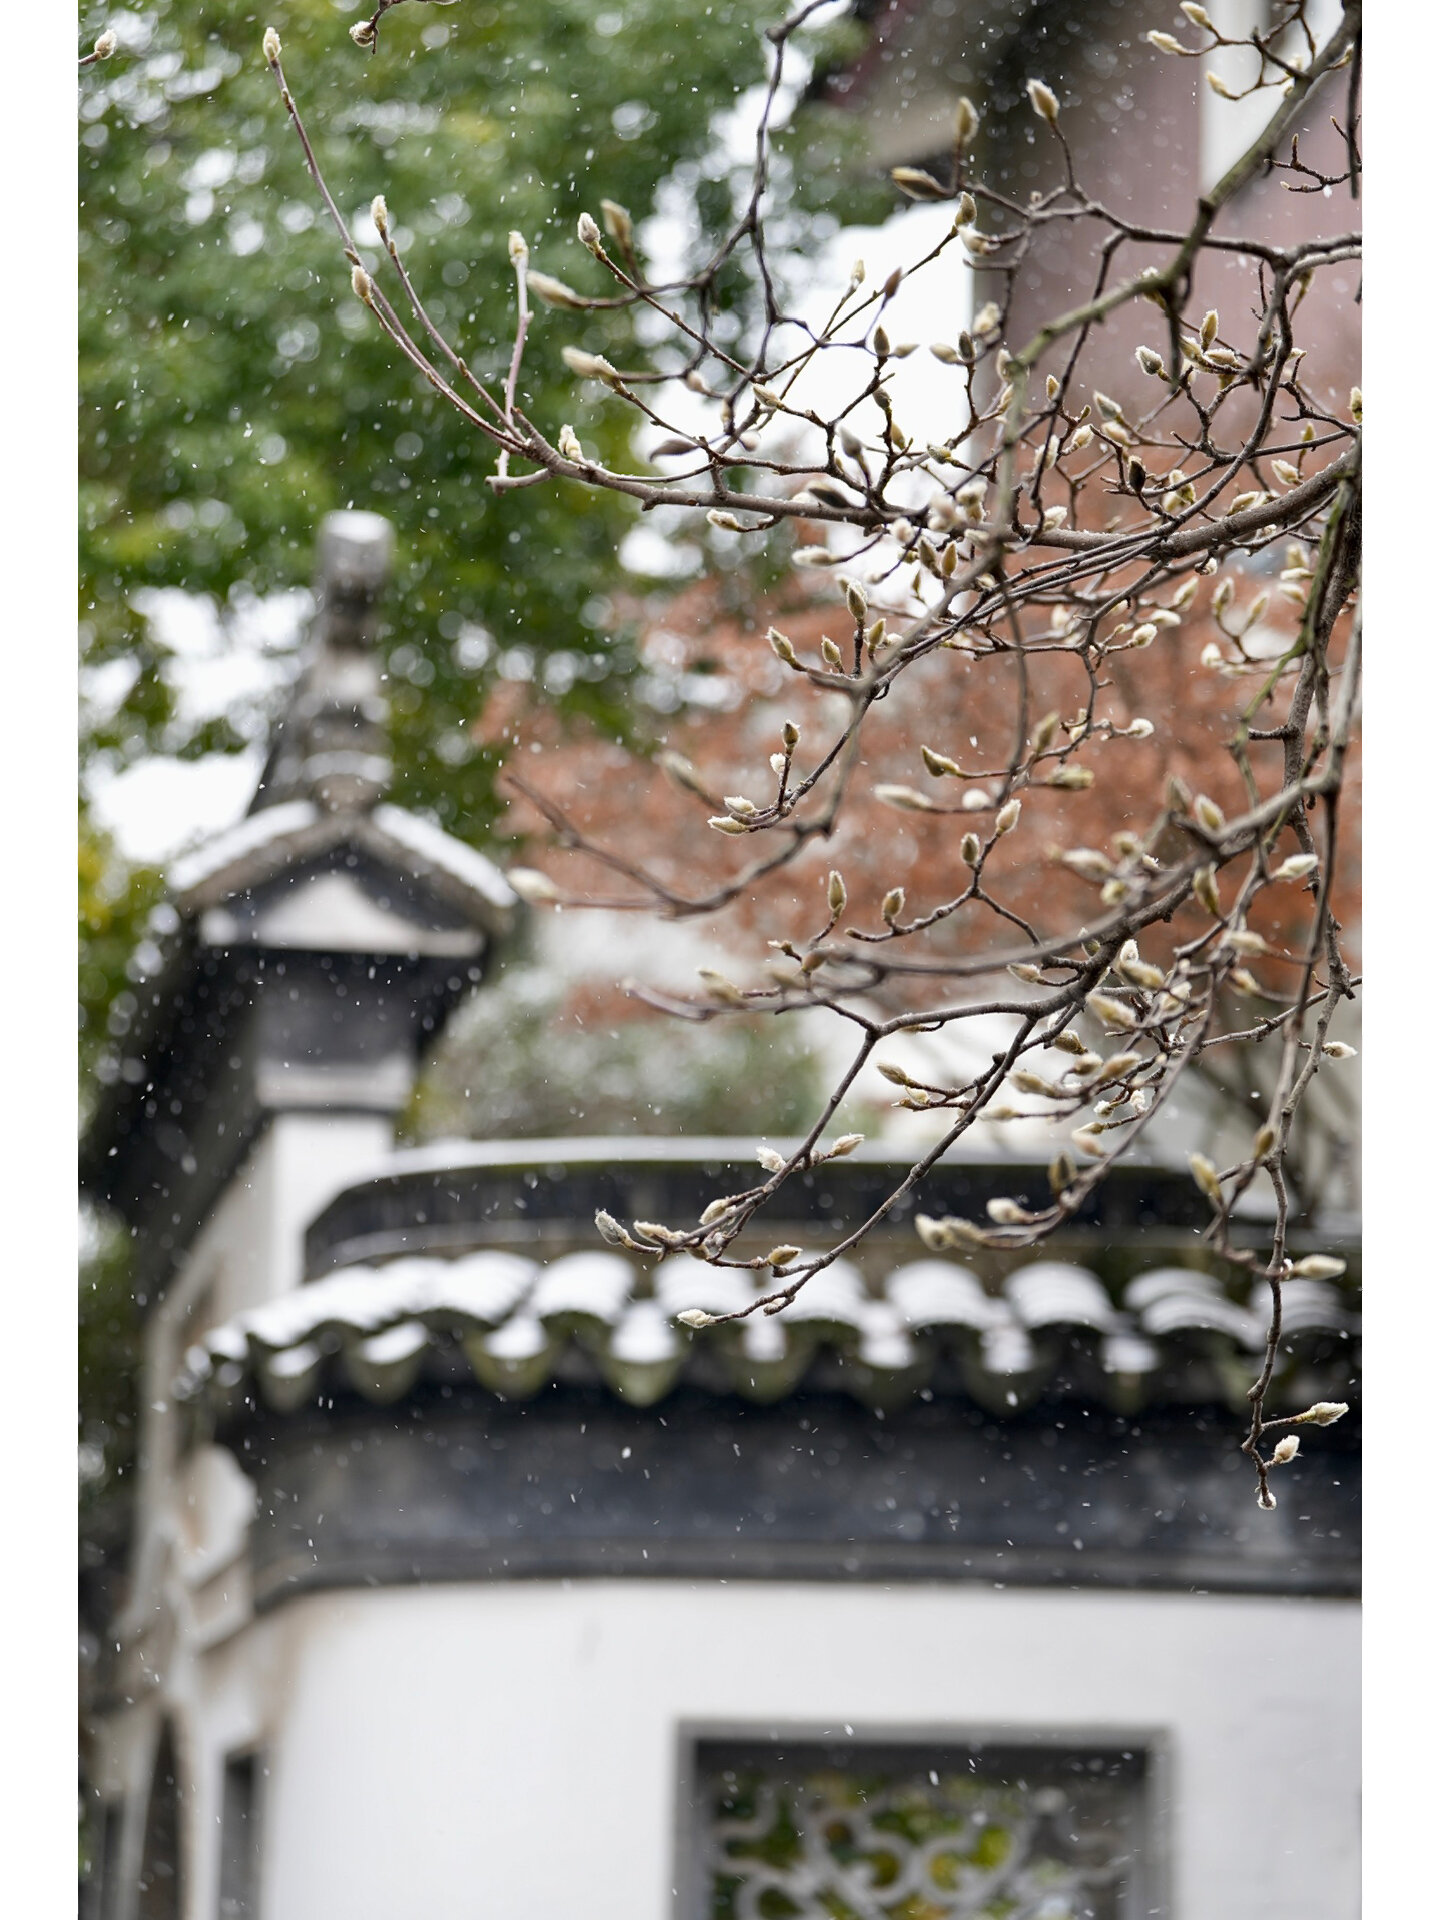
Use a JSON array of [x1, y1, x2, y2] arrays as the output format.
[[169, 1579, 1357, 1920]]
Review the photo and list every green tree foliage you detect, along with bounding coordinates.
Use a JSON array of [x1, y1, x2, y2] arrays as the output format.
[[80, 0, 784, 833]]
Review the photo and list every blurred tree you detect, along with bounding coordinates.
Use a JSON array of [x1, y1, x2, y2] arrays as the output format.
[[79, 1, 791, 821]]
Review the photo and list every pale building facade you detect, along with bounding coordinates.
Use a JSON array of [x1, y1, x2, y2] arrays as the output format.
[[81, 508, 1359, 1919]]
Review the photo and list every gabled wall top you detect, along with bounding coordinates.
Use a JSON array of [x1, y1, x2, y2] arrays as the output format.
[[81, 511, 519, 1288]]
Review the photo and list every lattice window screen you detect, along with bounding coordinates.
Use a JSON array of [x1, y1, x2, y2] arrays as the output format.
[[691, 1740, 1151, 1920]]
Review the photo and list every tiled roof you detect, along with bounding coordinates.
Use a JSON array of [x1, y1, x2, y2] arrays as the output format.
[[177, 1250, 1357, 1421]]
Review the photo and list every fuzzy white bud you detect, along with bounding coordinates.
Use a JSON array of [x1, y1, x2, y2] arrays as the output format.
[[507, 867, 561, 904], [1294, 1402, 1349, 1426], [577, 211, 603, 251], [262, 26, 282, 62], [677, 1308, 718, 1329], [1027, 78, 1060, 126], [95, 29, 119, 59], [1289, 1254, 1347, 1280], [875, 785, 935, 813], [561, 347, 620, 384]]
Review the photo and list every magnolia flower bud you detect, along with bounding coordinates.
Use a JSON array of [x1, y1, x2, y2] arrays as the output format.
[[1270, 1435, 1300, 1466], [768, 627, 798, 666], [1147, 30, 1186, 54], [820, 636, 844, 668], [1193, 865, 1222, 916], [698, 969, 747, 1004], [765, 1246, 802, 1268], [882, 887, 905, 922], [987, 1197, 1029, 1225], [95, 28, 119, 58], [595, 1209, 627, 1245], [1115, 944, 1165, 990], [756, 1146, 787, 1173], [1289, 1254, 1347, 1280], [827, 870, 847, 915], [677, 1308, 718, 1329], [561, 346, 620, 383], [1027, 78, 1060, 125], [600, 199, 633, 248], [351, 265, 375, 304], [708, 815, 749, 835], [349, 20, 376, 48], [263, 26, 282, 61], [960, 832, 981, 866], [1274, 853, 1318, 882], [577, 211, 603, 251], [876, 785, 934, 812], [1194, 794, 1226, 833], [527, 271, 586, 309], [1094, 1051, 1143, 1086], [1010, 1070, 1056, 1097], [921, 745, 962, 778], [996, 798, 1021, 834], [557, 425, 584, 462], [1088, 992, 1137, 1030], [1322, 1041, 1357, 1060], [507, 866, 561, 903], [826, 1133, 866, 1158], [1136, 346, 1164, 376], [954, 96, 980, 147], [1189, 1152, 1222, 1202], [1222, 927, 1268, 955], [1294, 1402, 1349, 1426], [891, 166, 950, 200]]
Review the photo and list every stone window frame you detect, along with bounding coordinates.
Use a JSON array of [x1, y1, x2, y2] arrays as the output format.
[[672, 1719, 1171, 1920]]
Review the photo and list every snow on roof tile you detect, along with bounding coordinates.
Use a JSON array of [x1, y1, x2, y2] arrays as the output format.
[[179, 1244, 1357, 1420], [886, 1260, 1007, 1331], [369, 805, 516, 910], [609, 1299, 680, 1367], [529, 1250, 636, 1324], [1005, 1262, 1117, 1333], [778, 1258, 867, 1324], [168, 800, 321, 897], [1123, 1266, 1224, 1313]]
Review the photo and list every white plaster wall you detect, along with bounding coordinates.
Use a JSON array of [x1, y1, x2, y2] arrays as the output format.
[[239, 1581, 1357, 1920]]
